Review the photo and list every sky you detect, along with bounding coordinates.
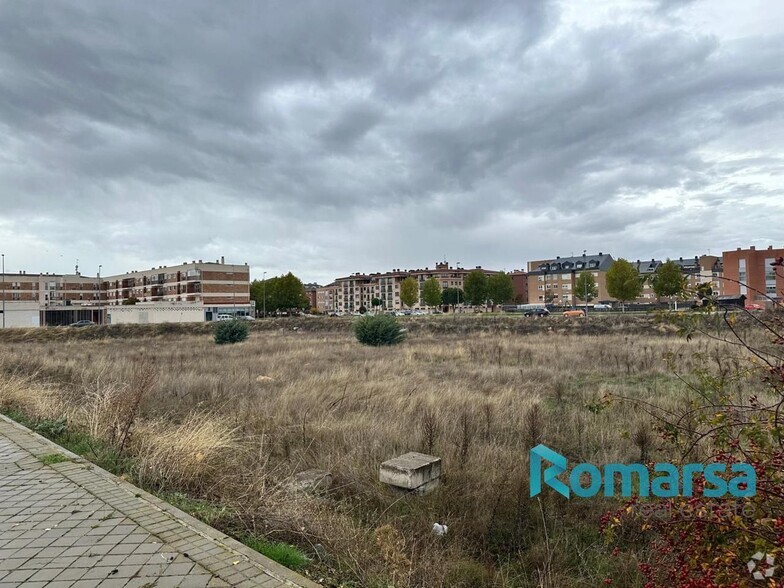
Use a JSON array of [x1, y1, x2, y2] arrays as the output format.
[[1, 0, 783, 284]]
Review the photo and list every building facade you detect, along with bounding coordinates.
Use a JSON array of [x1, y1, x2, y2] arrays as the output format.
[[723, 245, 783, 304], [1, 258, 251, 327], [102, 259, 250, 306], [527, 253, 615, 305], [316, 261, 502, 313]]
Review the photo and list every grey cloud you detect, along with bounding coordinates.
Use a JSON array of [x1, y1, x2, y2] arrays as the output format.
[[0, 0, 782, 284]]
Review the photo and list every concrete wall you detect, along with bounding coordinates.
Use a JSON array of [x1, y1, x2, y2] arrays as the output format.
[[106, 303, 205, 325], [0, 302, 41, 328]]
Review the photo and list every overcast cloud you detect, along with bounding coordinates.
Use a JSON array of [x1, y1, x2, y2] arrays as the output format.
[[1, 0, 782, 283]]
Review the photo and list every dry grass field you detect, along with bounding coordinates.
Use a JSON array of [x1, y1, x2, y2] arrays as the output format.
[[0, 315, 769, 587]]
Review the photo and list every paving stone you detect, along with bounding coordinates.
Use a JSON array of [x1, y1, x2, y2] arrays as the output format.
[[0, 416, 318, 588]]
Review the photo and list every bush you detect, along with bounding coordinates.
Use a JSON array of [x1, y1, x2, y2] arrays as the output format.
[[354, 314, 406, 346], [214, 320, 249, 345]]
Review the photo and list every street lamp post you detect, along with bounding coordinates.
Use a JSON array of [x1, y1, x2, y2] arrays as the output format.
[[262, 271, 267, 318], [97, 264, 102, 324], [1, 253, 5, 329], [456, 261, 461, 312]]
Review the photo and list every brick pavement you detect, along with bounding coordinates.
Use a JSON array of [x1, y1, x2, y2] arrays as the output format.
[[0, 414, 320, 588]]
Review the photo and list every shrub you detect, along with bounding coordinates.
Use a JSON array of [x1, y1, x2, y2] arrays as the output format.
[[354, 314, 406, 346], [214, 320, 249, 345]]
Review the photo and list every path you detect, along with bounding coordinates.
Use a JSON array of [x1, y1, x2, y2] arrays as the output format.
[[0, 414, 320, 588]]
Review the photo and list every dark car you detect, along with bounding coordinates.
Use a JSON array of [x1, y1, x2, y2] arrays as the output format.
[[69, 320, 95, 327], [524, 308, 550, 317]]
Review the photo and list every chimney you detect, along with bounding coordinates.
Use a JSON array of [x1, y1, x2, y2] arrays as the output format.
[[750, 246, 755, 250], [599, 252, 603, 255], [221, 256, 225, 264]]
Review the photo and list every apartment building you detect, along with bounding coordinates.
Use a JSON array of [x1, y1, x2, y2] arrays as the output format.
[[0, 272, 104, 305], [509, 270, 529, 304], [527, 253, 615, 305], [633, 255, 725, 301], [304, 283, 321, 310], [102, 259, 249, 306], [526, 253, 724, 306], [723, 245, 783, 304], [1, 258, 251, 326], [316, 261, 501, 313]]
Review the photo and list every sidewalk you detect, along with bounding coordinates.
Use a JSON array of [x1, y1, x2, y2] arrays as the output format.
[[0, 414, 320, 588]]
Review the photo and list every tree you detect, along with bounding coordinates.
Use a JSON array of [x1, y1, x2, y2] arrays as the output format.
[[399, 276, 419, 308], [652, 259, 687, 309], [486, 272, 514, 309], [606, 259, 643, 311], [250, 273, 309, 314], [421, 277, 442, 308], [441, 287, 463, 306], [463, 270, 488, 306], [574, 271, 598, 309], [371, 297, 382, 308], [276, 273, 309, 311], [250, 277, 276, 314], [122, 296, 139, 306]]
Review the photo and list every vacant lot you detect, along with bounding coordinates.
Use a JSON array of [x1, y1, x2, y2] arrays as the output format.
[[0, 315, 769, 587]]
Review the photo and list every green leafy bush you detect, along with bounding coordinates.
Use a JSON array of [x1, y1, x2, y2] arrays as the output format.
[[354, 314, 406, 346], [214, 320, 249, 345]]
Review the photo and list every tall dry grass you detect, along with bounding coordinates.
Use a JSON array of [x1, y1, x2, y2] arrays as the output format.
[[0, 318, 771, 587]]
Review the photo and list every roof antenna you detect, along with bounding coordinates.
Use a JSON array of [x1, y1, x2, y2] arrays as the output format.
[[75, 259, 79, 275]]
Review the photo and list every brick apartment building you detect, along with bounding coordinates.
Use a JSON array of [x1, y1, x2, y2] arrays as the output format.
[[102, 259, 250, 306], [1, 258, 251, 326], [527, 253, 615, 305], [723, 245, 783, 304], [509, 270, 529, 304], [316, 261, 502, 313], [526, 253, 724, 306]]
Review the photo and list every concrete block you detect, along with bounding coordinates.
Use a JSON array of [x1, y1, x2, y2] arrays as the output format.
[[380, 452, 441, 494]]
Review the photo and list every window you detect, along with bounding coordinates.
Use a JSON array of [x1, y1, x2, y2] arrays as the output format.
[[738, 259, 747, 295]]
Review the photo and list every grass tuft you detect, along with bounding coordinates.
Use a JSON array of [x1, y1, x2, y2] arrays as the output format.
[[39, 453, 68, 465], [241, 536, 309, 570]]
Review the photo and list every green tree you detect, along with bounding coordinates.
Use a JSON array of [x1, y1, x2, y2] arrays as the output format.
[[486, 272, 514, 309], [652, 259, 688, 309], [275, 272, 309, 311], [574, 271, 598, 309], [421, 277, 442, 308], [250, 273, 308, 314], [371, 297, 382, 308], [606, 259, 643, 311], [399, 276, 419, 308], [463, 270, 488, 306], [250, 277, 277, 315], [122, 296, 139, 306], [441, 287, 463, 306]]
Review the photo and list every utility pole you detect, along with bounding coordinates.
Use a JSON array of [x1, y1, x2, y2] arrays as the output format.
[[262, 271, 267, 318]]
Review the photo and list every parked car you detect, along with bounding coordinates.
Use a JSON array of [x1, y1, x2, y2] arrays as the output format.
[[69, 320, 95, 327], [563, 309, 586, 317], [524, 308, 550, 317], [238, 315, 256, 321], [593, 303, 612, 310], [745, 303, 764, 311], [216, 314, 234, 321]]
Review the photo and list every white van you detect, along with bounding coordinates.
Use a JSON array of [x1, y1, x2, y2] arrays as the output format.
[[216, 314, 234, 321]]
